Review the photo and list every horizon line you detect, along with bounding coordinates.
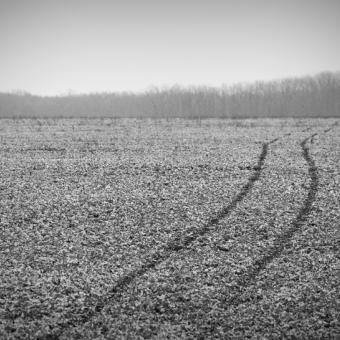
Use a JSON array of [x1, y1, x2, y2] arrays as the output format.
[[1, 70, 339, 98]]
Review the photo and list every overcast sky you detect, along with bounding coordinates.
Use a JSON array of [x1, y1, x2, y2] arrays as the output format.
[[1, 0, 340, 95]]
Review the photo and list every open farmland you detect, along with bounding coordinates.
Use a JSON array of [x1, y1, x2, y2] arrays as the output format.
[[0, 118, 339, 339]]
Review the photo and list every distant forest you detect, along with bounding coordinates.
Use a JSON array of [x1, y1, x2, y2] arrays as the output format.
[[0, 72, 339, 118]]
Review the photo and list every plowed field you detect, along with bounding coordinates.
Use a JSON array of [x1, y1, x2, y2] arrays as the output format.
[[0, 118, 339, 339]]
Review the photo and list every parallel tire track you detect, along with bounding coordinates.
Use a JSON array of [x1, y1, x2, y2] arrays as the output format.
[[222, 126, 336, 307], [51, 135, 290, 336], [80, 142, 269, 316], [42, 127, 320, 338], [101, 131, 306, 299]]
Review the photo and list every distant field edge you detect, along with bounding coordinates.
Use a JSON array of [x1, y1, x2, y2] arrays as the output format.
[[0, 115, 340, 120]]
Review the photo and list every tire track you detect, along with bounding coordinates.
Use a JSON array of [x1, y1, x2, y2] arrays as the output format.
[[40, 128, 314, 338], [51, 133, 295, 336], [150, 125, 336, 339], [97, 135, 299, 300], [221, 125, 336, 307], [99, 132, 297, 300], [84, 143, 270, 314]]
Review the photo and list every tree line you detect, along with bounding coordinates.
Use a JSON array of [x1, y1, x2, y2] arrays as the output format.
[[0, 71, 339, 118]]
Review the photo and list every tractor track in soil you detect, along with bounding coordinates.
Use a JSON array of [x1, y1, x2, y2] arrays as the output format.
[[219, 124, 337, 308], [87, 130, 313, 302], [102, 131, 306, 296], [148, 124, 337, 338], [47, 130, 301, 338], [0, 120, 337, 340], [37, 124, 333, 340]]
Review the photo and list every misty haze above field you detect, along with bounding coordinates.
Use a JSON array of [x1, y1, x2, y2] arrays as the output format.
[[1, 72, 339, 118], [1, 0, 340, 96]]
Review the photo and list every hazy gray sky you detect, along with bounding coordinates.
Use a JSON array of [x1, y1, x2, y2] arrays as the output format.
[[1, 0, 340, 95]]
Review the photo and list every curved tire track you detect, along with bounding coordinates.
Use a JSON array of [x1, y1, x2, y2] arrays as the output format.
[[103, 130, 304, 300], [81, 142, 270, 315], [52, 134, 295, 336], [42, 127, 318, 338], [222, 126, 336, 307]]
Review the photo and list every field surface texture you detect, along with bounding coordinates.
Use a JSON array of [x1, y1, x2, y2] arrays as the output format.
[[0, 118, 339, 339]]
